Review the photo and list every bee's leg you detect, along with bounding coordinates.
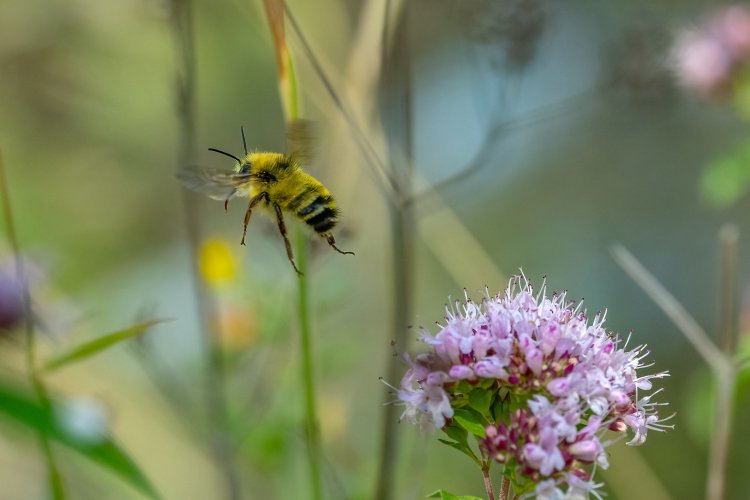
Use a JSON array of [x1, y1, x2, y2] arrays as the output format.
[[241, 192, 268, 246], [273, 202, 303, 276], [225, 188, 238, 212], [325, 234, 355, 256]]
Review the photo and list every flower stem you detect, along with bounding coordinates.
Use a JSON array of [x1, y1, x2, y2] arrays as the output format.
[[375, 2, 417, 498], [707, 224, 741, 500], [0, 151, 66, 499], [499, 476, 511, 500], [707, 365, 735, 500], [170, 1, 242, 497], [260, 2, 323, 497], [611, 244, 725, 371], [481, 464, 496, 500], [718, 225, 739, 354], [295, 230, 322, 500]]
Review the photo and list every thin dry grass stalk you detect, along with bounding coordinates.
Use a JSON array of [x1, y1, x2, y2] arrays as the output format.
[[612, 238, 742, 500]]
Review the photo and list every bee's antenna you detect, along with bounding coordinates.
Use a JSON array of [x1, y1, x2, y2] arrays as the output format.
[[241, 126, 248, 155], [208, 148, 242, 164]]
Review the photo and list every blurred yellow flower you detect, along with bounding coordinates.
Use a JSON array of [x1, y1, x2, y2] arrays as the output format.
[[199, 238, 237, 286]]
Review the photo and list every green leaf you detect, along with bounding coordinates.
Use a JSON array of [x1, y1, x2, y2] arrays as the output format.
[[0, 382, 160, 499], [43, 319, 167, 372], [452, 407, 487, 438], [443, 422, 469, 445], [455, 380, 475, 395], [700, 141, 750, 208], [437, 438, 480, 466], [468, 388, 493, 418], [509, 394, 529, 413], [426, 489, 483, 499], [490, 393, 506, 422]]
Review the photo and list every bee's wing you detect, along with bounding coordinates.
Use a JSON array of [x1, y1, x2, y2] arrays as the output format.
[[177, 167, 256, 200], [286, 119, 317, 162]]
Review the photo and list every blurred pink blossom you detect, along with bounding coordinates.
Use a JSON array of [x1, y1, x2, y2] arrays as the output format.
[[673, 31, 732, 96], [714, 6, 750, 58], [673, 5, 750, 97]]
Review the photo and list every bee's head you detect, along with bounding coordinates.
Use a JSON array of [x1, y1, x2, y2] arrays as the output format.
[[206, 127, 281, 183]]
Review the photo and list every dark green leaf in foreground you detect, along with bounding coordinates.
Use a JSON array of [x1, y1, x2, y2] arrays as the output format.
[[0, 382, 160, 499], [42, 319, 167, 372], [490, 392, 507, 422], [443, 421, 469, 445], [452, 407, 488, 438], [440, 421, 480, 464], [427, 489, 483, 499], [468, 388, 493, 418], [437, 438, 481, 466]]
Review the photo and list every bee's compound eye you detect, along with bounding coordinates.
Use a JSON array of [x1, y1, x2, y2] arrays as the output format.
[[257, 171, 277, 183], [239, 163, 251, 174]]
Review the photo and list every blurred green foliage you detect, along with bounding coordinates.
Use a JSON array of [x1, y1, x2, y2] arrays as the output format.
[[701, 143, 750, 208], [0, 380, 159, 499]]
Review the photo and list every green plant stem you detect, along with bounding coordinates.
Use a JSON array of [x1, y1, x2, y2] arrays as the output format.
[[0, 152, 66, 499], [282, 6, 411, 497], [375, 2, 415, 498], [707, 225, 741, 500], [375, 194, 413, 500], [719, 224, 739, 355], [707, 365, 735, 500], [295, 230, 322, 500], [170, 1, 241, 498], [261, 1, 322, 495], [32, 378, 66, 499], [288, 63, 322, 500], [611, 244, 726, 371]]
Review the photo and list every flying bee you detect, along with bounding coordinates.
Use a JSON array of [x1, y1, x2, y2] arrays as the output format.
[[178, 122, 354, 275]]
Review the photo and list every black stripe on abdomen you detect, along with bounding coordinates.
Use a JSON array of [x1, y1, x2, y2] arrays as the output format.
[[305, 207, 338, 234], [288, 186, 317, 211], [297, 195, 331, 217]]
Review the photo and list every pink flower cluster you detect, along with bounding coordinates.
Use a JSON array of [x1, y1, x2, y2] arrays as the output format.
[[673, 5, 750, 97], [398, 276, 671, 497]]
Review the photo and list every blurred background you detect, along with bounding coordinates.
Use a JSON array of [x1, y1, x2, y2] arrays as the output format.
[[1, 0, 750, 498]]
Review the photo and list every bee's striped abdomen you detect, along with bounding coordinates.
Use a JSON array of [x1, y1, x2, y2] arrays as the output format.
[[288, 188, 338, 234], [287, 186, 317, 211], [305, 203, 338, 234]]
